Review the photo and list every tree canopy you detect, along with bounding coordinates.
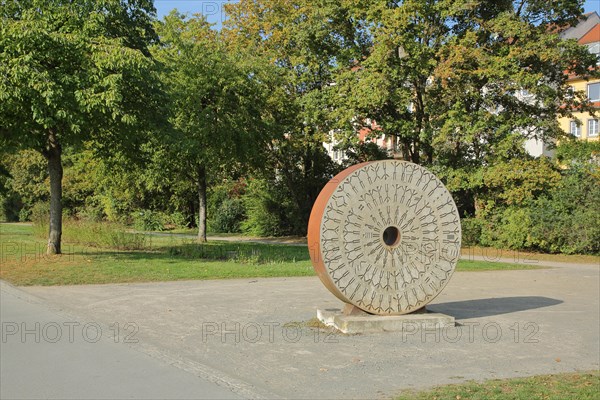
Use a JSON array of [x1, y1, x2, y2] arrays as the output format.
[[1, 0, 598, 254], [0, 0, 164, 253], [152, 11, 281, 241]]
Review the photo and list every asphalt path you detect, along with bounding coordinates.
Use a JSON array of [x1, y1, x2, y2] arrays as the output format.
[[2, 259, 598, 399], [0, 281, 249, 400]]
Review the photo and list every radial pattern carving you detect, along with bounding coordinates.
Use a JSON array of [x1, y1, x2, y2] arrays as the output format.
[[308, 160, 461, 315]]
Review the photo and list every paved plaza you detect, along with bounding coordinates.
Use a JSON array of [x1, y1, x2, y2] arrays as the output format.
[[1, 260, 599, 399]]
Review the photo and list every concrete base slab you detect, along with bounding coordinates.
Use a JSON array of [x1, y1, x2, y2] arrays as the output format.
[[317, 307, 455, 334]]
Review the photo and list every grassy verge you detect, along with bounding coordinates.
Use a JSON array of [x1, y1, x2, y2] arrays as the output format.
[[456, 259, 543, 271], [462, 246, 599, 265], [33, 220, 148, 249], [157, 232, 599, 264], [396, 371, 600, 400], [1, 223, 315, 286], [2, 223, 541, 286]]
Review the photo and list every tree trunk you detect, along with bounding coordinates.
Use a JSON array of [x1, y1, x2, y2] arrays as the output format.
[[402, 142, 410, 161], [411, 141, 420, 165], [46, 130, 63, 255], [197, 165, 207, 243]]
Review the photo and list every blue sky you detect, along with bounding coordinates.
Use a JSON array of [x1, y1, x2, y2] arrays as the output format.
[[584, 0, 600, 14], [154, 0, 232, 28], [154, 0, 600, 28]]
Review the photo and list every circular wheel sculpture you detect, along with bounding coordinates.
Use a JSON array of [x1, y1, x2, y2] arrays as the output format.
[[308, 160, 461, 315]]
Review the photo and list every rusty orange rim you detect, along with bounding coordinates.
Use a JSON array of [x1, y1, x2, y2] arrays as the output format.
[[307, 162, 371, 303]]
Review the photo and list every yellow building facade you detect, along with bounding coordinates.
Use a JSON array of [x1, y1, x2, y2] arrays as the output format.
[[558, 20, 599, 142], [559, 78, 600, 141]]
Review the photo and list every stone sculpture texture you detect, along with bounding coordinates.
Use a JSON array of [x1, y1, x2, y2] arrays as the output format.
[[308, 160, 461, 315]]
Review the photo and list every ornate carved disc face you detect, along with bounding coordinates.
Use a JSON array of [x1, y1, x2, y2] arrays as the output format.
[[308, 160, 461, 315]]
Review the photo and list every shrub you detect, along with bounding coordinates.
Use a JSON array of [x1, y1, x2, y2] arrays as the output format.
[[473, 205, 535, 251], [207, 179, 247, 234], [461, 217, 482, 246], [132, 209, 164, 232], [18, 207, 31, 222], [495, 207, 534, 250], [2, 150, 49, 211], [208, 198, 245, 233], [470, 163, 600, 255], [241, 179, 291, 237], [529, 165, 600, 254], [29, 201, 50, 224], [76, 205, 105, 222], [162, 211, 188, 230], [555, 140, 600, 165]]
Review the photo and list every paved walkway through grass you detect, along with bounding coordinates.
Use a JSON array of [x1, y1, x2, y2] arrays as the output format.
[[2, 261, 598, 399]]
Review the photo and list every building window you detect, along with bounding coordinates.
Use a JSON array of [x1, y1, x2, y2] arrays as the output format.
[[570, 120, 581, 137], [589, 83, 600, 102], [588, 42, 600, 65], [589, 119, 599, 137]]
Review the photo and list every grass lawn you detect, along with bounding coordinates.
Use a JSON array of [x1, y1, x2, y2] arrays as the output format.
[[462, 246, 599, 265], [1, 223, 542, 286], [396, 371, 600, 400]]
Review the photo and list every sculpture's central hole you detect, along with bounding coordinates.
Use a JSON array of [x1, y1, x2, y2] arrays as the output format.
[[382, 226, 401, 247]]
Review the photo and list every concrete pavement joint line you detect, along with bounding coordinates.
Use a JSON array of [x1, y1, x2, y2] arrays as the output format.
[[130, 341, 282, 400], [0, 280, 46, 305], [0, 281, 279, 400]]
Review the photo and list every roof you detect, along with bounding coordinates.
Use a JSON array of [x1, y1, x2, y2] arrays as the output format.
[[579, 24, 600, 44], [559, 11, 600, 39]]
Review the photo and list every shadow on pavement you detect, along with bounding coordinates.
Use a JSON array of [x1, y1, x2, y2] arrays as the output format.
[[428, 296, 563, 319]]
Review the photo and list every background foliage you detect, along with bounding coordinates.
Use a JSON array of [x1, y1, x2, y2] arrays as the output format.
[[1, 0, 599, 254]]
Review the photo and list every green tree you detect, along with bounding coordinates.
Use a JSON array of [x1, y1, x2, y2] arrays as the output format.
[[224, 1, 598, 227], [433, 1, 598, 166], [331, 0, 597, 168], [153, 11, 278, 242], [224, 0, 363, 231], [322, 0, 598, 222], [555, 139, 600, 165], [0, 0, 163, 254]]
